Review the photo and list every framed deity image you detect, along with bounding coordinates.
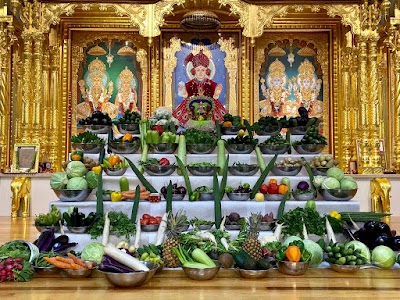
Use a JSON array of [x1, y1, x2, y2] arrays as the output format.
[[12, 144, 40, 173], [162, 33, 240, 127]]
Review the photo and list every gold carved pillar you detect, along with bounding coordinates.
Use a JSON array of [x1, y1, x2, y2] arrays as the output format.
[[356, 34, 370, 173], [20, 33, 33, 142], [32, 33, 44, 145], [340, 45, 352, 172], [393, 32, 400, 171]]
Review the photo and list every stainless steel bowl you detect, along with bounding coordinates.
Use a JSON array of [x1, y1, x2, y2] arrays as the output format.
[[101, 262, 158, 287], [228, 164, 259, 176], [81, 125, 111, 134], [117, 123, 140, 134], [35, 225, 60, 233], [71, 143, 104, 154], [259, 222, 274, 231], [196, 224, 214, 230], [162, 193, 185, 201], [187, 165, 219, 176], [225, 224, 241, 230], [289, 126, 308, 135], [144, 165, 176, 176], [259, 144, 290, 155], [151, 143, 178, 154], [264, 193, 285, 201], [292, 191, 316, 201], [198, 192, 214, 201], [277, 261, 310, 276], [221, 126, 243, 135], [52, 189, 93, 202], [319, 189, 358, 201], [102, 194, 111, 201], [256, 125, 281, 136], [13, 240, 40, 263], [33, 266, 60, 275], [179, 224, 190, 232], [312, 167, 329, 176], [182, 264, 221, 281], [294, 144, 325, 154], [67, 226, 88, 234], [329, 263, 361, 273], [61, 267, 94, 278], [225, 143, 256, 154], [141, 224, 160, 232], [227, 192, 250, 201], [186, 144, 216, 154], [238, 268, 270, 279], [108, 138, 140, 154], [104, 167, 128, 176], [271, 165, 302, 176]]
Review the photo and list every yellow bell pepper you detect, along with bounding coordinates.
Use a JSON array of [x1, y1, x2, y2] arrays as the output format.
[[328, 210, 342, 220], [278, 184, 288, 195], [91, 165, 102, 175], [122, 133, 133, 142], [111, 191, 122, 202], [286, 245, 301, 262]]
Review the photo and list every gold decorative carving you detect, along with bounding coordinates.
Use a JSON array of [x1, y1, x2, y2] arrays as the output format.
[[323, 5, 361, 35], [370, 178, 391, 222], [163, 36, 181, 110], [11, 177, 31, 218]]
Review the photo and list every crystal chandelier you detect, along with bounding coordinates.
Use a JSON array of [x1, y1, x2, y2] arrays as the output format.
[[180, 10, 221, 32]]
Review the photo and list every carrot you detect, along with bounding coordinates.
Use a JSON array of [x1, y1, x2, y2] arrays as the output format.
[[70, 262, 84, 270], [86, 261, 94, 270], [122, 190, 150, 200], [140, 186, 147, 193], [55, 256, 74, 264], [67, 253, 86, 268], [43, 257, 73, 269]]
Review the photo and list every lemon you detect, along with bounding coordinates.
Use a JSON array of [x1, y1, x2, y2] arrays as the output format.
[[254, 192, 265, 202], [238, 129, 245, 137]]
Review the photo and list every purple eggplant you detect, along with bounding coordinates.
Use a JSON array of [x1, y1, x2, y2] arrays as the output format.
[[35, 229, 55, 252], [99, 263, 135, 273], [53, 242, 78, 252], [102, 254, 135, 273]]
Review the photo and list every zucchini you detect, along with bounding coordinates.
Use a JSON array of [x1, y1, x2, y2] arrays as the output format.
[[119, 176, 130, 192], [255, 146, 266, 172], [217, 139, 225, 175], [232, 250, 252, 269], [216, 122, 222, 140], [175, 155, 192, 194], [96, 172, 104, 215], [219, 154, 229, 201], [177, 135, 186, 175], [124, 156, 157, 193], [131, 185, 140, 222], [213, 170, 221, 229], [250, 154, 278, 199]]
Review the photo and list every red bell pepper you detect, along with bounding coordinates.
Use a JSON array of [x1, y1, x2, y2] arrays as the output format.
[[267, 183, 279, 194], [159, 158, 170, 166], [151, 125, 163, 136]]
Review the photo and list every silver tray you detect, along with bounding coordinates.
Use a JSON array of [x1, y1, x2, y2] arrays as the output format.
[[228, 164, 259, 176]]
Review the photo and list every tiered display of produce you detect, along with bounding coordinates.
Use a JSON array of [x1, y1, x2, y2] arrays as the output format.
[[3, 109, 399, 286]]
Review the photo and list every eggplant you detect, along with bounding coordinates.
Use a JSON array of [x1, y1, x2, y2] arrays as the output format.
[[375, 222, 392, 236], [53, 242, 78, 252], [99, 263, 134, 273], [372, 233, 391, 249], [389, 236, 400, 251], [36, 229, 55, 252], [102, 255, 135, 272], [363, 220, 377, 232]]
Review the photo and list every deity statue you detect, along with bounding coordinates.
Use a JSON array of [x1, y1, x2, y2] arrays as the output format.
[[172, 49, 227, 125], [77, 58, 118, 119], [259, 58, 291, 117], [292, 58, 323, 117], [116, 67, 139, 116]]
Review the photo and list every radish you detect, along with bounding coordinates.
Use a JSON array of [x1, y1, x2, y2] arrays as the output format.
[[104, 243, 149, 271], [325, 216, 337, 244], [155, 212, 168, 246], [133, 216, 141, 249], [220, 237, 229, 250], [102, 212, 110, 246], [196, 231, 217, 246]]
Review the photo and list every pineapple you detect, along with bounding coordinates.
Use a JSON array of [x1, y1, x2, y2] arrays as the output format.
[[162, 210, 188, 268], [242, 213, 262, 260]]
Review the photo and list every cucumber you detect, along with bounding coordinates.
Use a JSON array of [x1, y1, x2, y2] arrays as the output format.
[[213, 170, 221, 229], [96, 172, 104, 215], [217, 139, 225, 175], [232, 250, 252, 269], [177, 135, 186, 175], [119, 176, 130, 192]]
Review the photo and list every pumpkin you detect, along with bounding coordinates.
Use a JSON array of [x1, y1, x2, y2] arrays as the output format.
[[71, 151, 83, 161]]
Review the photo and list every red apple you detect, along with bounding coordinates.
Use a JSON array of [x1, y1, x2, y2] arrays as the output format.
[[259, 183, 269, 194]]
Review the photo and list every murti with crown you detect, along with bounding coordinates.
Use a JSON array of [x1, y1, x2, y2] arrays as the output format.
[[260, 58, 291, 117], [77, 58, 118, 119], [172, 49, 227, 126], [116, 66, 139, 115], [293, 58, 322, 117]]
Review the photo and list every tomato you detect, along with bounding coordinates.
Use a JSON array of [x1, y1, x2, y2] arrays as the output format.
[[142, 214, 151, 220], [140, 218, 149, 225], [155, 216, 162, 223], [259, 183, 269, 194], [149, 219, 159, 225]]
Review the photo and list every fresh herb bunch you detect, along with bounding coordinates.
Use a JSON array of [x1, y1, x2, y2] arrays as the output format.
[[252, 116, 280, 132], [189, 217, 214, 226], [33, 251, 58, 267], [86, 211, 136, 240], [71, 131, 106, 144], [34, 205, 62, 226], [183, 128, 217, 145], [278, 207, 342, 238], [0, 241, 32, 261]]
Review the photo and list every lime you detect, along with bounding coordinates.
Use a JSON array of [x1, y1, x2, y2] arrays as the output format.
[[238, 129, 245, 137]]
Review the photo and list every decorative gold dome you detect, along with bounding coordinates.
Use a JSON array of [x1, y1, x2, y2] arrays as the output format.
[[180, 10, 220, 32], [87, 45, 106, 56]]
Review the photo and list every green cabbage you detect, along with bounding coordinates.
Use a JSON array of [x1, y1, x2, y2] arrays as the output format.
[[303, 239, 324, 268], [50, 172, 69, 189], [81, 242, 105, 264], [341, 175, 356, 182], [85, 171, 98, 189], [321, 177, 341, 189], [345, 241, 371, 263], [312, 175, 325, 188], [326, 167, 344, 181], [371, 245, 396, 269], [66, 177, 88, 190], [66, 161, 87, 178], [340, 179, 358, 190], [282, 236, 302, 247]]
